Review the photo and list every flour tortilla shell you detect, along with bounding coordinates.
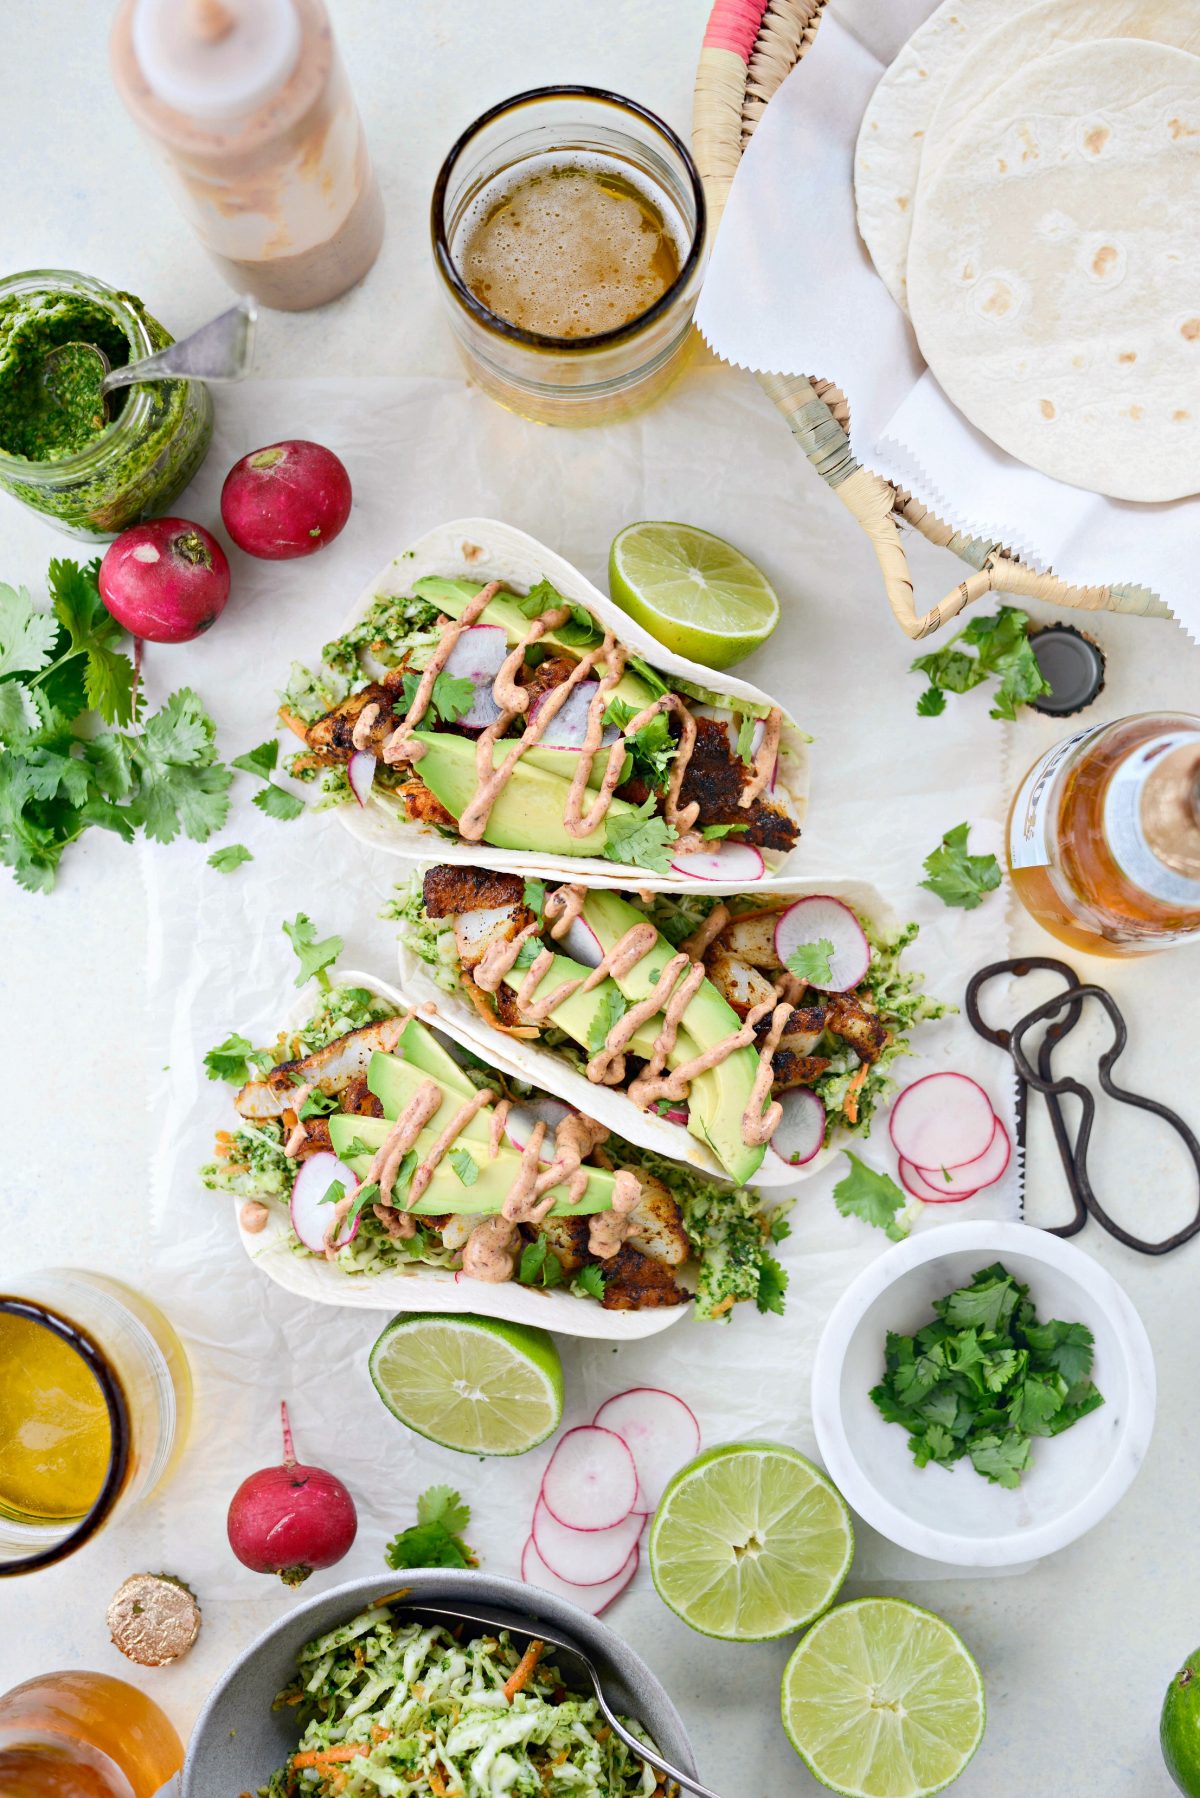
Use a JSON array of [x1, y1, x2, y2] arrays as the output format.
[[906, 39, 1200, 502], [854, 0, 1044, 315], [923, 0, 1200, 184]]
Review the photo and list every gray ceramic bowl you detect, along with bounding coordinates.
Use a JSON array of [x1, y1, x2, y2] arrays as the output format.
[[183, 1569, 698, 1795]]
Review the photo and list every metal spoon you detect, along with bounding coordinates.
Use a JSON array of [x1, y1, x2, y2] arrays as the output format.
[[42, 294, 257, 421], [405, 1599, 725, 1798]]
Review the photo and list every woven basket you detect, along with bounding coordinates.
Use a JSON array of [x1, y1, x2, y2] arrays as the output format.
[[693, 0, 1169, 638]]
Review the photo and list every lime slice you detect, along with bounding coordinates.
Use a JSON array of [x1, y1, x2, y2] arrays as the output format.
[[781, 1598, 986, 1798], [368, 1313, 563, 1456], [647, 1442, 853, 1640], [609, 521, 780, 670]]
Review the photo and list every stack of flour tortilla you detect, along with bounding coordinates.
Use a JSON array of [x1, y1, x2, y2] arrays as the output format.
[[854, 0, 1200, 502]]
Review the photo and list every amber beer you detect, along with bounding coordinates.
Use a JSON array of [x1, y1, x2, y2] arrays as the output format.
[[433, 89, 706, 425]]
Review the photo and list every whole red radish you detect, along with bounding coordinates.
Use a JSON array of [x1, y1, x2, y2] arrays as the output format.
[[99, 517, 230, 643], [227, 1401, 357, 1586], [221, 439, 352, 559]]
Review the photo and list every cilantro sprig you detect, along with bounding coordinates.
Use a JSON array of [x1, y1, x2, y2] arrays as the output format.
[[920, 823, 1002, 911], [385, 1486, 476, 1570], [603, 797, 676, 874], [870, 1262, 1104, 1488], [833, 1153, 910, 1242], [785, 936, 834, 985], [603, 696, 676, 792], [0, 560, 233, 893], [284, 913, 344, 989], [401, 669, 476, 727], [911, 607, 1051, 721], [232, 737, 304, 822]]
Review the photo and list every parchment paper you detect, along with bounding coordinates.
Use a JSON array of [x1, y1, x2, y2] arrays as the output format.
[[695, 0, 1200, 641], [141, 371, 1020, 1612]]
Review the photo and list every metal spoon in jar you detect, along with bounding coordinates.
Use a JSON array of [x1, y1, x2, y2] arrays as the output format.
[[41, 294, 257, 424]]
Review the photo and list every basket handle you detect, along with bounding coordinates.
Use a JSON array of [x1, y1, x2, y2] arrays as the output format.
[[759, 372, 1169, 638]]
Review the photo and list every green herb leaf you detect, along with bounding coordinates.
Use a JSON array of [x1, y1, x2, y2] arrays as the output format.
[[253, 782, 305, 822], [920, 822, 1003, 910], [299, 1088, 339, 1120], [208, 843, 253, 873], [517, 1236, 564, 1288], [283, 913, 344, 989], [735, 714, 757, 765], [916, 685, 947, 718], [203, 1032, 259, 1084], [627, 654, 667, 698], [833, 1152, 909, 1241], [603, 796, 676, 874], [343, 1179, 381, 1232], [575, 1265, 607, 1301], [418, 1485, 471, 1533], [319, 1178, 346, 1209], [401, 669, 477, 726], [129, 689, 232, 844], [449, 1147, 478, 1186], [514, 936, 543, 970], [785, 936, 834, 985], [0, 582, 58, 680], [232, 739, 280, 780], [385, 1486, 475, 1571], [701, 822, 747, 840], [756, 1257, 789, 1316], [910, 606, 1051, 720], [523, 879, 545, 918], [586, 984, 627, 1054]]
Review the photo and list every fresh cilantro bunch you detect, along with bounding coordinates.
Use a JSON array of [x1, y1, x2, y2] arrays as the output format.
[[921, 823, 1002, 910], [384, 1486, 477, 1571], [871, 1262, 1104, 1488], [912, 607, 1051, 721], [0, 560, 232, 892]]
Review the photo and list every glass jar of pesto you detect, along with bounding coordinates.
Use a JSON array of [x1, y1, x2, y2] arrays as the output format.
[[0, 269, 213, 541]]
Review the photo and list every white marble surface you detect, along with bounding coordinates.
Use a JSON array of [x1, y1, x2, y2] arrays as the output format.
[[3, 4, 1200, 1795]]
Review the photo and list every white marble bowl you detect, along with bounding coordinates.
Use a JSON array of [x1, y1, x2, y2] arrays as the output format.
[[811, 1222, 1155, 1567]]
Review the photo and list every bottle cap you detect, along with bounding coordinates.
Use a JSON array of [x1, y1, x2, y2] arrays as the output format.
[[1028, 624, 1106, 717], [132, 0, 301, 122], [107, 1572, 202, 1666]]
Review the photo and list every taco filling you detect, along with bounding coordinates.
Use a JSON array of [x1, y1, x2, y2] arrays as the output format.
[[280, 572, 802, 874], [201, 979, 788, 1321], [394, 870, 949, 1185]]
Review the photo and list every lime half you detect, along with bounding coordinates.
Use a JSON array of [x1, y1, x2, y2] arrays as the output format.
[[647, 1442, 853, 1640], [609, 521, 780, 670], [781, 1597, 986, 1798], [368, 1313, 563, 1456]]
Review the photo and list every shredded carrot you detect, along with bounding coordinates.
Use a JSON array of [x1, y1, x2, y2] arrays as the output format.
[[709, 1295, 735, 1317], [843, 1063, 869, 1126], [503, 1638, 545, 1702], [429, 1768, 448, 1797], [278, 705, 311, 742], [370, 1587, 412, 1608], [291, 1744, 370, 1768], [282, 1107, 299, 1130], [371, 1725, 389, 1744]]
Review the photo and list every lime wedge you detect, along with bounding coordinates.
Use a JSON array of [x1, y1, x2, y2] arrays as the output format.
[[781, 1597, 986, 1798], [647, 1442, 853, 1640], [609, 521, 780, 670], [368, 1313, 563, 1456]]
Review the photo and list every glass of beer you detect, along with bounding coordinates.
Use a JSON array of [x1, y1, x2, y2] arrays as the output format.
[[0, 1671, 184, 1798], [0, 1270, 191, 1575], [432, 86, 707, 425]]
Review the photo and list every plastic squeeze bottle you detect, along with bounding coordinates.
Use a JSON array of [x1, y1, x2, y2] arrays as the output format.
[[110, 0, 383, 310]]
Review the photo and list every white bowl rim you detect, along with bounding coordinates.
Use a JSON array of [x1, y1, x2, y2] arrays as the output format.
[[811, 1220, 1156, 1566]]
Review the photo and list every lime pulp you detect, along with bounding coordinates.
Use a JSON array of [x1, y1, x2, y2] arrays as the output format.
[[608, 521, 780, 671], [368, 1312, 563, 1456]]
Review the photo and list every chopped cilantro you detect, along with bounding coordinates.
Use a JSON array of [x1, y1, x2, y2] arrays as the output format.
[[318, 1178, 346, 1209], [449, 1147, 478, 1186], [575, 1264, 607, 1301], [523, 878, 545, 918], [785, 936, 834, 985], [870, 1263, 1103, 1488], [208, 842, 253, 873], [514, 936, 543, 970], [232, 739, 279, 780], [920, 822, 1003, 910], [298, 1088, 339, 1120], [283, 913, 344, 989], [603, 797, 676, 874], [253, 783, 305, 822], [401, 669, 476, 726], [204, 1032, 272, 1085], [833, 1152, 910, 1241], [587, 984, 627, 1054], [626, 654, 667, 697], [603, 696, 675, 790], [385, 1485, 476, 1571], [911, 606, 1051, 721], [756, 1256, 789, 1316], [517, 1236, 564, 1288], [343, 1179, 381, 1231]]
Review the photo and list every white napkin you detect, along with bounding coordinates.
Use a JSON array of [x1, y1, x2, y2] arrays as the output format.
[[696, 0, 1200, 642]]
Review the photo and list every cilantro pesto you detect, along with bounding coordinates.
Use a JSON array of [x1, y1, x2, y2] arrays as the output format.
[[261, 1609, 661, 1798], [0, 273, 212, 539]]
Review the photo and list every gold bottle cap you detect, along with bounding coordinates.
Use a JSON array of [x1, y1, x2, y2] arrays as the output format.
[[107, 1572, 202, 1667], [1141, 743, 1200, 879]]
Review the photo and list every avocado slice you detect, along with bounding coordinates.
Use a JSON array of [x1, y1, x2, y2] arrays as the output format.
[[403, 732, 637, 859], [368, 1050, 490, 1142], [394, 1014, 475, 1097], [413, 576, 658, 713], [580, 890, 766, 1186], [500, 952, 660, 1061], [327, 1110, 614, 1217]]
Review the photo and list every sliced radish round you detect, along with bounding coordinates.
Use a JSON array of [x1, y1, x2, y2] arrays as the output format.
[[669, 842, 766, 882], [530, 681, 618, 750], [888, 1073, 996, 1172], [770, 1087, 826, 1168], [558, 914, 603, 969], [444, 625, 507, 730], [659, 1103, 689, 1127], [914, 1116, 1011, 1197], [347, 750, 376, 807], [541, 1426, 638, 1531], [591, 1389, 701, 1514], [520, 1536, 638, 1615], [773, 896, 870, 993], [692, 704, 766, 760], [505, 1097, 575, 1161], [290, 1151, 359, 1253], [898, 1158, 977, 1205], [531, 1496, 644, 1586]]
